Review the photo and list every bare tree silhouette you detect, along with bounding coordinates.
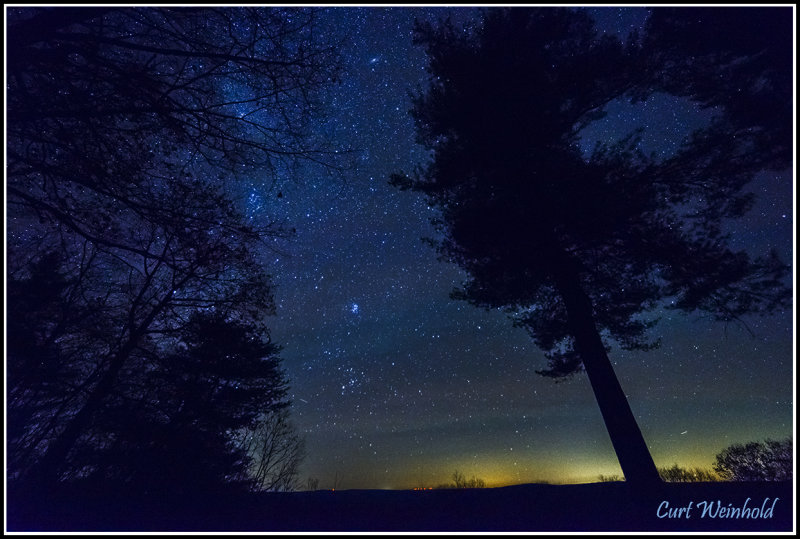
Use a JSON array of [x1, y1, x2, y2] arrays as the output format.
[[7, 7, 343, 491], [236, 408, 306, 492]]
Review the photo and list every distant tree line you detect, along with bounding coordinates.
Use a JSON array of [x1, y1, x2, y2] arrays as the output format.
[[658, 465, 719, 483], [597, 437, 793, 483], [435, 470, 486, 489]]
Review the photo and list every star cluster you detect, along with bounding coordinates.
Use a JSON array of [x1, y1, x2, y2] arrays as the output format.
[[239, 7, 792, 489]]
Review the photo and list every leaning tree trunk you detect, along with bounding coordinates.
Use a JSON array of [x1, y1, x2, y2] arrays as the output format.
[[552, 258, 662, 487], [29, 343, 132, 488], [30, 275, 180, 487]]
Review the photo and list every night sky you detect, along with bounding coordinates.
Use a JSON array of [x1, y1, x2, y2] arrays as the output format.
[[220, 6, 795, 490], [11, 6, 785, 493]]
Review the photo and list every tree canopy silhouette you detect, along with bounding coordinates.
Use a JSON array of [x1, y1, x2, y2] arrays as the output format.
[[7, 7, 343, 491], [62, 311, 290, 492], [391, 7, 791, 486], [713, 438, 792, 482]]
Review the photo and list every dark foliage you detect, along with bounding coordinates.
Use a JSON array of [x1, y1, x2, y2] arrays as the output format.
[[391, 7, 791, 484], [75, 312, 289, 492], [7, 7, 342, 491], [639, 8, 792, 170], [713, 438, 792, 482], [658, 464, 719, 483], [394, 7, 790, 376]]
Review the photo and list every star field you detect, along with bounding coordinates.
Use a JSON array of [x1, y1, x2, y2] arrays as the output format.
[[234, 7, 792, 489]]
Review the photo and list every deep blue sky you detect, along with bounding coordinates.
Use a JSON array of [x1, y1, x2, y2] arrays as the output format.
[[239, 7, 793, 489]]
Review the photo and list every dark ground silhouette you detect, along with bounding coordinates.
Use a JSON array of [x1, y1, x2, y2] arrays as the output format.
[[8, 480, 792, 532]]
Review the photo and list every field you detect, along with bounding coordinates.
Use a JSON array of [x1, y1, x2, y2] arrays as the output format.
[[7, 480, 793, 532]]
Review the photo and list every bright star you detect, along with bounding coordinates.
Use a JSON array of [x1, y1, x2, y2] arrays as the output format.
[[350, 303, 359, 314]]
